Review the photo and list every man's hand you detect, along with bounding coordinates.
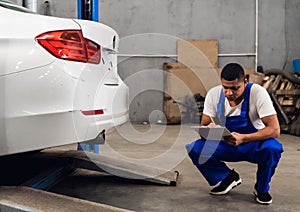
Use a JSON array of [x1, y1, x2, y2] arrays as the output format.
[[208, 122, 216, 126], [224, 114, 280, 145], [224, 132, 245, 146]]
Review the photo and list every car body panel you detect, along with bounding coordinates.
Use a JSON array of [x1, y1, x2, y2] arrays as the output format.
[[0, 1, 129, 156]]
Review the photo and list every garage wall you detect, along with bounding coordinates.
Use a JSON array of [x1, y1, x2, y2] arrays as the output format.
[[40, 0, 77, 18], [99, 0, 300, 70], [16, 0, 300, 122], [101, 0, 300, 122], [11, 0, 76, 17]]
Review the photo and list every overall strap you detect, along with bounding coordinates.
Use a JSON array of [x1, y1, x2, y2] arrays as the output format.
[[216, 83, 253, 125], [217, 90, 226, 126], [240, 83, 253, 117]]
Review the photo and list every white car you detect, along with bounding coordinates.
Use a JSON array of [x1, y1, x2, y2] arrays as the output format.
[[0, 0, 129, 156]]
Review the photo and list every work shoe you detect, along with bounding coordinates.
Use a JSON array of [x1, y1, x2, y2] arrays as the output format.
[[210, 169, 242, 195], [253, 185, 272, 205]]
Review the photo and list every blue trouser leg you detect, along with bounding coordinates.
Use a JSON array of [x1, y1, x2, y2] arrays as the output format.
[[186, 138, 283, 190], [185, 139, 240, 186], [251, 139, 283, 193]]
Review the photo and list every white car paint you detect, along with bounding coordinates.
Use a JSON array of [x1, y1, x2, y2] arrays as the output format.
[[0, 1, 129, 156]]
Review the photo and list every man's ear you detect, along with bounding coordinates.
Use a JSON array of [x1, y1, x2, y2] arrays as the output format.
[[245, 74, 249, 83]]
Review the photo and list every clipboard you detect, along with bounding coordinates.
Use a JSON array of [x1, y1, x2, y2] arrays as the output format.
[[191, 125, 233, 140]]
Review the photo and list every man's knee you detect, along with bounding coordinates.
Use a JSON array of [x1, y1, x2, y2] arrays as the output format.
[[257, 139, 284, 165], [186, 139, 205, 165], [263, 139, 284, 153]]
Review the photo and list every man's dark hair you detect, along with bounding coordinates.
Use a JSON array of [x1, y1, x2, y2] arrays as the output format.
[[221, 63, 245, 81]]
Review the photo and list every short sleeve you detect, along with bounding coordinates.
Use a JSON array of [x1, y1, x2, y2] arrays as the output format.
[[251, 84, 277, 118], [203, 85, 222, 117]]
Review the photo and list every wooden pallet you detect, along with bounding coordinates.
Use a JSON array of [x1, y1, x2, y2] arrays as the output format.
[[262, 72, 300, 133]]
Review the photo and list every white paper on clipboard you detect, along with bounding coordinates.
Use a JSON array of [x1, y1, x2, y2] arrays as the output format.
[[191, 125, 233, 140]]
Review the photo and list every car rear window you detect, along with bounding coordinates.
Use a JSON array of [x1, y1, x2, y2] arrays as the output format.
[[0, 0, 35, 13]]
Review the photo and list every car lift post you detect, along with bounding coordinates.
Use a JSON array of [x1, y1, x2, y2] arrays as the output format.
[[77, 0, 98, 21], [77, 0, 100, 153]]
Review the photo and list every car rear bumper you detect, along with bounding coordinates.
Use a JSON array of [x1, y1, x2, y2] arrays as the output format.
[[1, 109, 128, 156], [0, 60, 129, 156]]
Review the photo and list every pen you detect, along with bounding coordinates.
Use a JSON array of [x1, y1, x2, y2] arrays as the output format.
[[210, 116, 215, 124]]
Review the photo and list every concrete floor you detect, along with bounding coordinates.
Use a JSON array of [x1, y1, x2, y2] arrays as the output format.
[[50, 123, 300, 212]]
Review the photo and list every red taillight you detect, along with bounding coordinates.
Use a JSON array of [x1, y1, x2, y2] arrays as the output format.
[[35, 30, 101, 64], [85, 39, 101, 64], [81, 109, 104, 116]]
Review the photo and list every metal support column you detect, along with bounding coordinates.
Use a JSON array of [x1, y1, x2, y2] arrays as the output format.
[[77, 0, 100, 153], [77, 0, 98, 22], [92, 0, 98, 22]]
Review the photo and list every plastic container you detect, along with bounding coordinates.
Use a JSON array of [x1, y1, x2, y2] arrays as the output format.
[[293, 59, 300, 74]]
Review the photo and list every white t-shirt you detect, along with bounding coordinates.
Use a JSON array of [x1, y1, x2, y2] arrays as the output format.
[[203, 83, 276, 129]]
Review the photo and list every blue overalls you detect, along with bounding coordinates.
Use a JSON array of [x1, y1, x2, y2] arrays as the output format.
[[186, 83, 284, 193]]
